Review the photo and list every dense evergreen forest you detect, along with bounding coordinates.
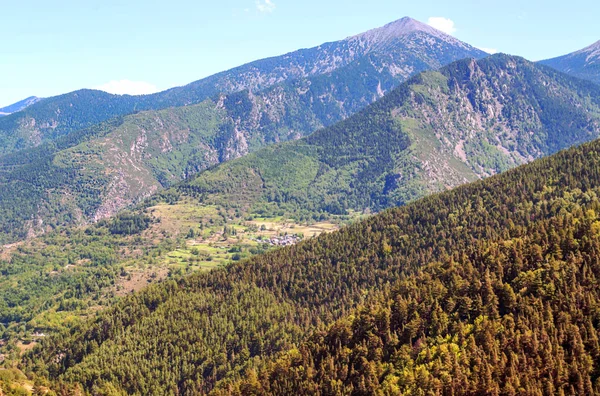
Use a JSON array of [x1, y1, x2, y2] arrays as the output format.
[[220, 181, 600, 393], [22, 131, 600, 394]]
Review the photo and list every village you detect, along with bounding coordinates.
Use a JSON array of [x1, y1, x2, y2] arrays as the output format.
[[245, 232, 304, 247], [263, 234, 303, 246]]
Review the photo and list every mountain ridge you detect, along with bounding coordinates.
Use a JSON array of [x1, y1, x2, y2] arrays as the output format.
[[0, 96, 42, 116], [573, 39, 600, 59], [540, 39, 600, 84], [168, 54, 600, 220], [0, 17, 487, 156]]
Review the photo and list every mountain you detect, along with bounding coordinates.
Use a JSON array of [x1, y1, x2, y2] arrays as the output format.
[[0, 96, 42, 116], [0, 18, 489, 243], [3, 54, 597, 245], [0, 17, 487, 157], [540, 40, 600, 84], [169, 55, 600, 220], [25, 124, 600, 395]]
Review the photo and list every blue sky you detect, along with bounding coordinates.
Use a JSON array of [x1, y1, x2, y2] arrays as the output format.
[[1, 0, 598, 106]]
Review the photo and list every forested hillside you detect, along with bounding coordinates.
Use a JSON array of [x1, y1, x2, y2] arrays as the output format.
[[23, 129, 600, 394], [221, 184, 600, 395], [0, 17, 486, 156], [170, 54, 600, 221]]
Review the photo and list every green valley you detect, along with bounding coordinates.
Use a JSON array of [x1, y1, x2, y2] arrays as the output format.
[[0, 197, 344, 371], [21, 116, 600, 396]]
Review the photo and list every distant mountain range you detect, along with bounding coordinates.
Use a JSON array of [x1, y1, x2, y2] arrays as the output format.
[[0, 24, 598, 248], [0, 17, 488, 242], [170, 55, 600, 219], [0, 17, 487, 157], [0, 96, 42, 117], [540, 40, 600, 84]]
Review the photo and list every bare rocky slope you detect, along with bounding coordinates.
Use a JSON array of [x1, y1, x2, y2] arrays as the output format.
[[0, 96, 42, 117]]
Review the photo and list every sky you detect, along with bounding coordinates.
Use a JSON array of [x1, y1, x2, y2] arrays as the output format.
[[1, 0, 599, 106]]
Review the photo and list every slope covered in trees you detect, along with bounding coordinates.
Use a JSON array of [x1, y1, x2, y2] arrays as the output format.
[[0, 17, 486, 156], [23, 127, 600, 394], [222, 199, 600, 395], [172, 54, 600, 221]]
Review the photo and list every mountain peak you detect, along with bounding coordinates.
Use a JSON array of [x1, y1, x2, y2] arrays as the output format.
[[350, 16, 468, 49], [377, 17, 432, 34]]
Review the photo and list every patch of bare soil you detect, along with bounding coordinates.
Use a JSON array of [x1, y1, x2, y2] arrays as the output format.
[[113, 267, 169, 297], [0, 241, 23, 260]]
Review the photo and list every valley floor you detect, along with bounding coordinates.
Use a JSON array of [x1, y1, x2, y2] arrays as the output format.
[[0, 197, 350, 370]]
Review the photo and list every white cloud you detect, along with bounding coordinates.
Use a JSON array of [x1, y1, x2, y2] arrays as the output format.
[[256, 0, 275, 13], [478, 47, 499, 54], [427, 17, 457, 35], [94, 80, 159, 96]]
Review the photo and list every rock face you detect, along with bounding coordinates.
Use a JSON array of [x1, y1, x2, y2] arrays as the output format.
[[0, 17, 487, 156], [350, 17, 475, 54], [540, 40, 600, 84]]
